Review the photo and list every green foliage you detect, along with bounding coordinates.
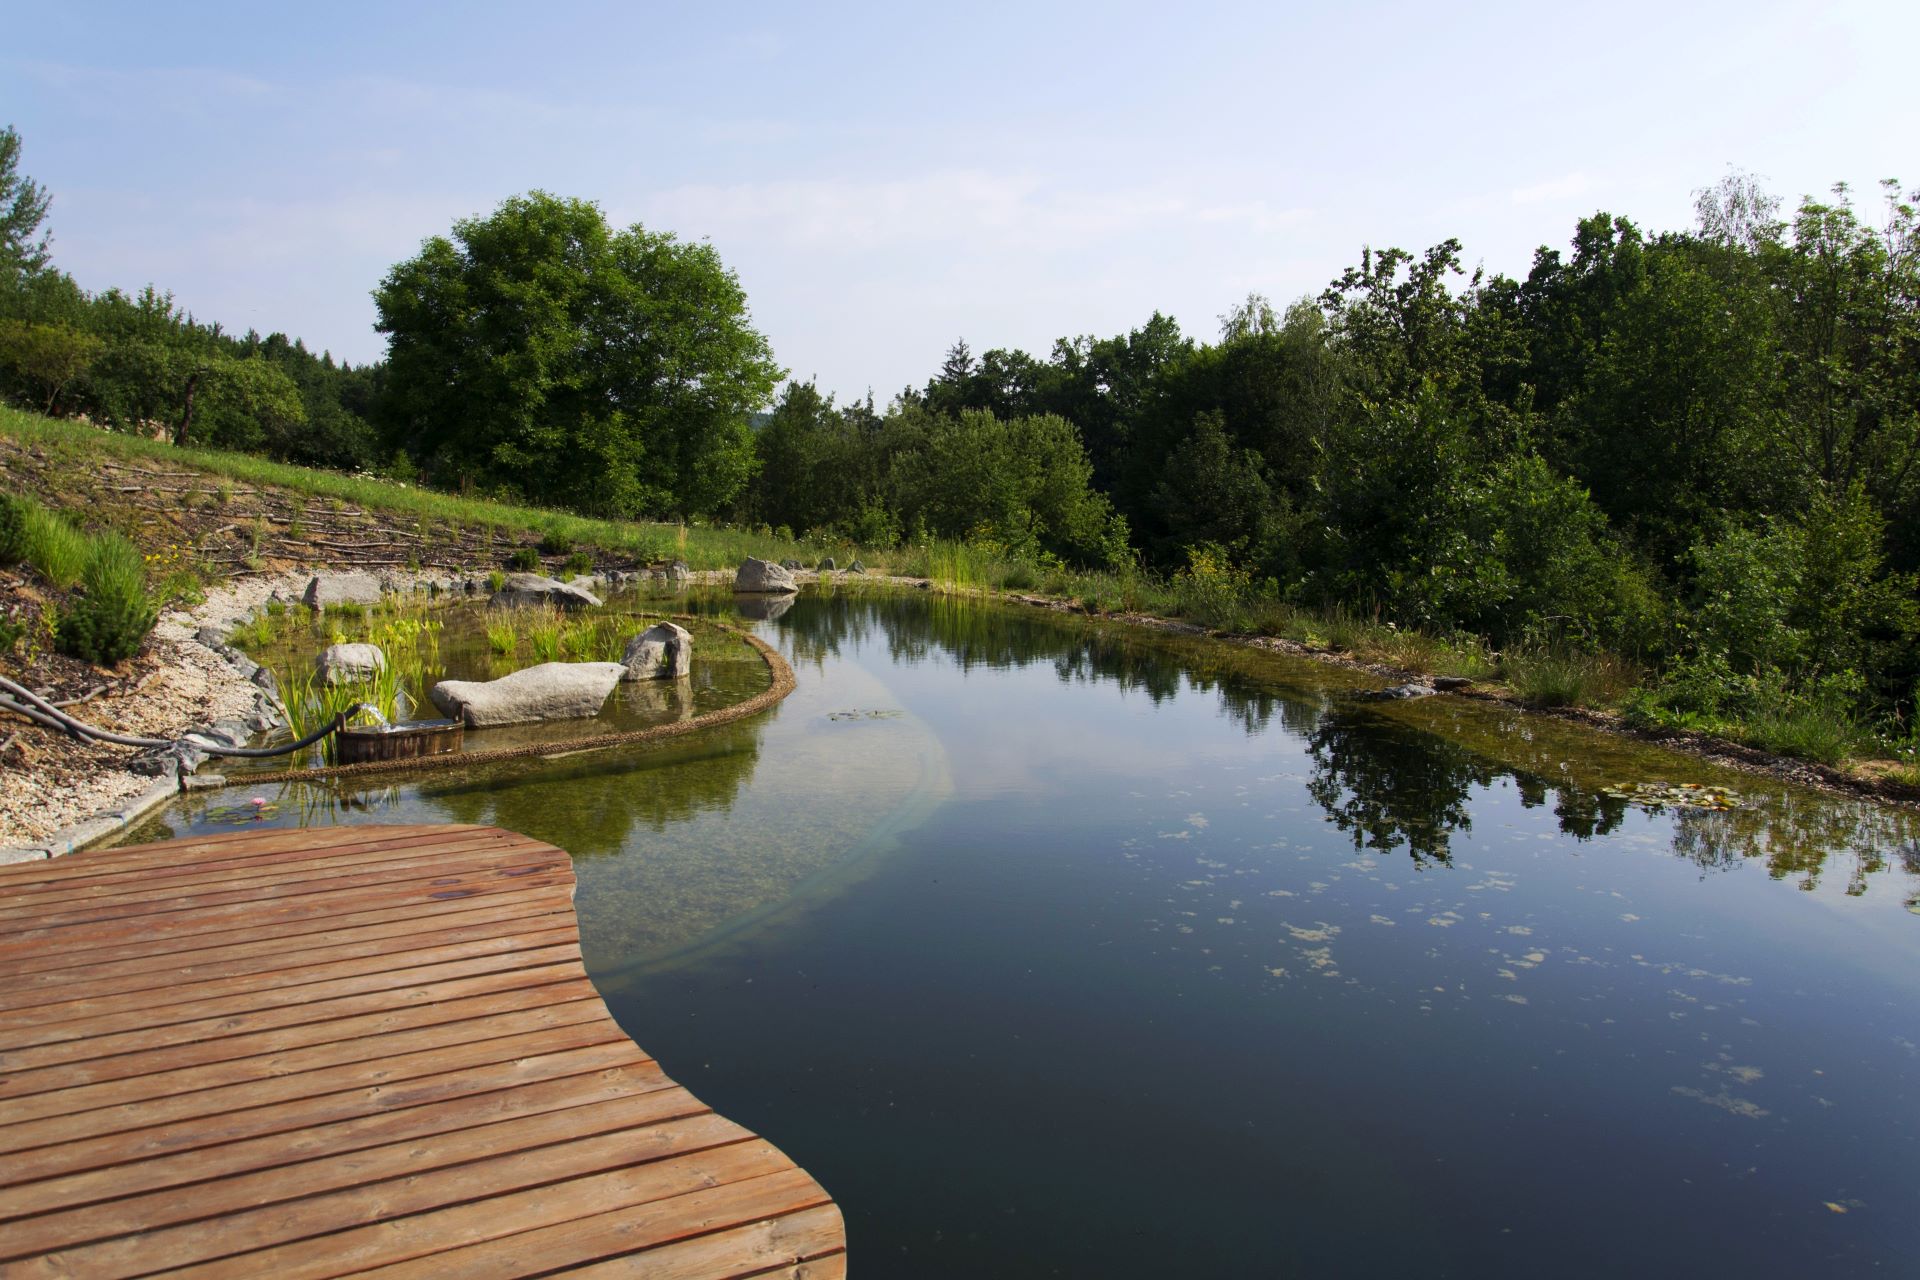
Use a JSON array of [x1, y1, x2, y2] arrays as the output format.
[[505, 546, 539, 571], [55, 531, 156, 663], [538, 531, 575, 556], [0, 491, 26, 564], [563, 549, 593, 576], [21, 499, 87, 589], [0, 125, 52, 279], [1500, 647, 1636, 709], [374, 191, 781, 517]]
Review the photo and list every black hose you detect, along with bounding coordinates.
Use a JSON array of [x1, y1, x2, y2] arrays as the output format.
[[0, 675, 352, 758]]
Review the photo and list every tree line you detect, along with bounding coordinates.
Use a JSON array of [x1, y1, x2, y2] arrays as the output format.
[[1, 121, 1916, 738]]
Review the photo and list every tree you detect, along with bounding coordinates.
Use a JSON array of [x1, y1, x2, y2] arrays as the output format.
[[374, 191, 781, 517], [0, 319, 101, 413], [0, 126, 52, 280]]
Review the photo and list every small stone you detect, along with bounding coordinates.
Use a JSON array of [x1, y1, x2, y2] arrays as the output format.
[[819, 556, 836, 571]]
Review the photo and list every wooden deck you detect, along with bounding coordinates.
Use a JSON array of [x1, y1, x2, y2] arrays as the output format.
[[0, 824, 845, 1278]]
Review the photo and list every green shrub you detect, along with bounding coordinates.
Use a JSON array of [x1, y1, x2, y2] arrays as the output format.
[[22, 502, 88, 590], [564, 549, 593, 576], [56, 532, 157, 663], [506, 546, 539, 571], [537, 531, 573, 556], [0, 493, 28, 564]]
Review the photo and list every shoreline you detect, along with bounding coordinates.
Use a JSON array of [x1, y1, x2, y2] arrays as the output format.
[[5, 567, 1914, 861]]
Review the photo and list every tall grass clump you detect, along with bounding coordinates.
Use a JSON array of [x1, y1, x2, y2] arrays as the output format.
[[55, 531, 157, 663], [1500, 647, 1636, 709], [486, 616, 519, 655], [22, 501, 89, 590], [525, 606, 565, 662]]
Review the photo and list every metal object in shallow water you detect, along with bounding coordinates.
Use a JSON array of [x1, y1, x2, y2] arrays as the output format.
[[335, 718, 465, 764]]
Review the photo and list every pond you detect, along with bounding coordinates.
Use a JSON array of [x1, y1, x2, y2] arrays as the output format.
[[117, 586, 1920, 1277]]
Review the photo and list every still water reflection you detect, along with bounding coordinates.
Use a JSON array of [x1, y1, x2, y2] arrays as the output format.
[[119, 587, 1920, 1277]]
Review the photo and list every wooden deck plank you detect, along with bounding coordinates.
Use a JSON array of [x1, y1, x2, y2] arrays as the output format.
[[341, 1167, 831, 1280], [0, 977, 601, 1097], [0, 921, 576, 1028], [0, 1041, 653, 1189], [218, 1156, 823, 1280], [0, 824, 843, 1278], [0, 829, 531, 914], [0, 1089, 726, 1259], [2, 960, 586, 1071], [2, 883, 572, 984], [0, 1064, 677, 1220]]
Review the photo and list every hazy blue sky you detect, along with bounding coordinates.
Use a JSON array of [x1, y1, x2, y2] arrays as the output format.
[[7, 1, 1917, 400]]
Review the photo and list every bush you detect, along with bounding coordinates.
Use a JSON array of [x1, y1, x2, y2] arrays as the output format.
[[56, 532, 157, 663], [0, 493, 27, 564], [506, 546, 539, 571], [564, 549, 593, 576], [537, 531, 574, 556]]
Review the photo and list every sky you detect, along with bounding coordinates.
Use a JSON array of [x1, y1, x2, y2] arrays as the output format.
[[6, 0, 1918, 402]]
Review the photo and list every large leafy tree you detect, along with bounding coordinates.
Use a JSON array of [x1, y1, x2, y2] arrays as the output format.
[[0, 125, 52, 280], [374, 192, 781, 517]]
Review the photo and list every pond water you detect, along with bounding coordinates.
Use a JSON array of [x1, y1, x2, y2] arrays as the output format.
[[117, 587, 1920, 1277]]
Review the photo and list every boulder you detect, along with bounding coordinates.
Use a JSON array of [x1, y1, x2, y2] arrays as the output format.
[[303, 572, 385, 611], [621, 621, 693, 681], [429, 662, 626, 728], [819, 556, 836, 571], [489, 572, 603, 611], [665, 561, 692, 582], [848, 560, 866, 574], [734, 557, 798, 594], [1433, 675, 1474, 692], [316, 642, 386, 686], [780, 558, 802, 571]]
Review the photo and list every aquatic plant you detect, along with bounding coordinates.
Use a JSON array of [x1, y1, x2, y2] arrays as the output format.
[[526, 606, 565, 662], [486, 616, 518, 655]]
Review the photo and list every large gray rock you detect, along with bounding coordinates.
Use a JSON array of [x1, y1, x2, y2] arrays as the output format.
[[429, 662, 626, 728], [621, 621, 693, 681], [303, 572, 386, 611], [489, 572, 603, 611], [665, 561, 692, 582], [734, 557, 798, 594], [316, 642, 386, 685]]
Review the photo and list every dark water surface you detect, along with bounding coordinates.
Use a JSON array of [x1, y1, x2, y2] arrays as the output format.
[[121, 588, 1920, 1277]]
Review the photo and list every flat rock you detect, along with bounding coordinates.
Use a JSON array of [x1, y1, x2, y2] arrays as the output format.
[[735, 557, 798, 593], [489, 572, 603, 611], [303, 572, 386, 611], [316, 642, 386, 685], [621, 621, 693, 681], [429, 662, 626, 728]]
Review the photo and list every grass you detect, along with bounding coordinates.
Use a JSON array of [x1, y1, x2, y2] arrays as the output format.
[[21, 501, 90, 590], [1499, 648, 1639, 709], [0, 404, 863, 572]]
